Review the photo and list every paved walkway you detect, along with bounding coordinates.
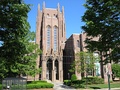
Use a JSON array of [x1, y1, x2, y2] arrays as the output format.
[[53, 82, 76, 90]]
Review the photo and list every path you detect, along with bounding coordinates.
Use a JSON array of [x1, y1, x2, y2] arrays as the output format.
[[53, 82, 76, 90]]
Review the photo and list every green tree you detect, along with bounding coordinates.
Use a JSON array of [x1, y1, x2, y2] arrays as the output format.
[[10, 31, 42, 78], [23, 31, 42, 79], [82, 0, 120, 63], [0, 57, 8, 79], [69, 52, 99, 77], [0, 0, 41, 79], [112, 64, 120, 80], [69, 52, 99, 88]]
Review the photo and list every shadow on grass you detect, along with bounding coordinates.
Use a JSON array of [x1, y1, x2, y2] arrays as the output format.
[[90, 87, 101, 89]]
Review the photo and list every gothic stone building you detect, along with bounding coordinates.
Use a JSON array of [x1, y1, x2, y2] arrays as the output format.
[[64, 32, 112, 83], [63, 34, 81, 80], [63, 33, 99, 80], [36, 3, 66, 82], [35, 3, 112, 83]]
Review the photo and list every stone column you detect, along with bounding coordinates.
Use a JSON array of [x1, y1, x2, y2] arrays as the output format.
[[59, 58, 63, 82], [52, 60, 55, 82], [42, 59, 47, 80]]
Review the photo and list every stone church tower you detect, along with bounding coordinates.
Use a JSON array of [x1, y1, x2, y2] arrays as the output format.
[[36, 2, 66, 82]]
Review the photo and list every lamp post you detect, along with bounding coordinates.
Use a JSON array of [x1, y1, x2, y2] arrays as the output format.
[[107, 71, 111, 90]]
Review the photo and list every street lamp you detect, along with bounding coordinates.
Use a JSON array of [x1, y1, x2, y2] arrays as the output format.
[[107, 71, 111, 90]]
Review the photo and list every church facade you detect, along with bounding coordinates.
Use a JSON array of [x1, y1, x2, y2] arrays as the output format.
[[36, 2, 66, 82], [35, 3, 112, 83]]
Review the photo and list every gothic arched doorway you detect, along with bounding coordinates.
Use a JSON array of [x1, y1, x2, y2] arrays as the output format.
[[47, 59, 52, 80], [55, 60, 59, 80]]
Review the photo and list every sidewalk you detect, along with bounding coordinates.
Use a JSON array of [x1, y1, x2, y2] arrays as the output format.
[[53, 82, 76, 90]]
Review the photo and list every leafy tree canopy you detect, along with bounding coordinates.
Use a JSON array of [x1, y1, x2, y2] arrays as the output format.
[[112, 64, 120, 79], [0, 0, 41, 79], [82, 0, 120, 63], [69, 52, 100, 76]]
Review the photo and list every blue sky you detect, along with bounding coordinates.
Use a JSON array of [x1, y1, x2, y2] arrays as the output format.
[[24, 0, 86, 38]]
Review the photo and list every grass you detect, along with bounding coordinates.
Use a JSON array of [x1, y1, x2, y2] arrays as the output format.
[[85, 81, 120, 89]]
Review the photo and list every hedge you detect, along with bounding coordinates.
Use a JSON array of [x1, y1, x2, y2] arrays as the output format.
[[64, 77, 104, 88], [82, 77, 104, 84], [64, 80, 71, 86], [0, 81, 54, 90], [27, 81, 54, 89], [27, 80, 47, 84]]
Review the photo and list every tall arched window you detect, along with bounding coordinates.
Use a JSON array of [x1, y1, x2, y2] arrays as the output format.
[[47, 25, 51, 50], [54, 26, 57, 51]]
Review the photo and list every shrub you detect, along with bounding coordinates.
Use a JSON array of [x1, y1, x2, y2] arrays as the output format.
[[71, 80, 85, 88], [72, 84, 84, 88], [72, 80, 85, 85], [82, 77, 104, 84], [27, 81, 54, 89], [64, 77, 104, 88], [27, 80, 47, 84], [71, 74, 77, 82], [27, 83, 54, 89], [64, 80, 71, 86]]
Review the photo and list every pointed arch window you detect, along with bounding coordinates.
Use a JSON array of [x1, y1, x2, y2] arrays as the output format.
[[47, 25, 51, 50], [54, 26, 58, 51]]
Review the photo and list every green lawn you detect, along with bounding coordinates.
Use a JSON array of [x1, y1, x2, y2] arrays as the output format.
[[86, 82, 120, 89]]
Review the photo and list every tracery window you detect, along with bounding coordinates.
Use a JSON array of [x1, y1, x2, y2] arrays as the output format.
[[47, 25, 51, 50], [54, 26, 57, 51]]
